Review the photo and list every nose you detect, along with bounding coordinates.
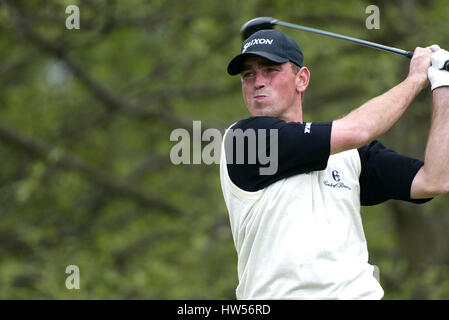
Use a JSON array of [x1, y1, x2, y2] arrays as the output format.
[[254, 72, 266, 90]]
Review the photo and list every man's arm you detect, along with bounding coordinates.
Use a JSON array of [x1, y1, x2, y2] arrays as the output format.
[[330, 47, 432, 155], [411, 87, 449, 198]]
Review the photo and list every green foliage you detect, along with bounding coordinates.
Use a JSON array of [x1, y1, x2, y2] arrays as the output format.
[[0, 0, 449, 299]]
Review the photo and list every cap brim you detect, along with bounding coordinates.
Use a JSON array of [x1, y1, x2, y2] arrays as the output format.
[[227, 51, 289, 75]]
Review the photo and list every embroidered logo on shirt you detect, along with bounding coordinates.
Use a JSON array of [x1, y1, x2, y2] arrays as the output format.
[[324, 170, 352, 190], [304, 122, 311, 134], [332, 170, 340, 181]]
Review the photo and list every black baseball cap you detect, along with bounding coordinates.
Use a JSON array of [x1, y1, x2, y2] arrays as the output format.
[[227, 29, 304, 75]]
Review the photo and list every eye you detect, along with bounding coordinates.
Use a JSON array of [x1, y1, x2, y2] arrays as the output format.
[[266, 67, 279, 73], [242, 71, 255, 79]]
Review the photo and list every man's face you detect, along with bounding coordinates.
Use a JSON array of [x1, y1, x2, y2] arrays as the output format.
[[240, 55, 299, 120]]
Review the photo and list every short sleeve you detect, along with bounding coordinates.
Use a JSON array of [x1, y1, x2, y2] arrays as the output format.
[[224, 116, 332, 192], [358, 140, 433, 206]]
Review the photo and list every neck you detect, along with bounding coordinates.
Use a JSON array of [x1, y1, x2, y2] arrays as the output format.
[[279, 103, 303, 123]]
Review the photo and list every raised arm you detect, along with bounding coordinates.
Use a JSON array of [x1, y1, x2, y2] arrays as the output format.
[[330, 47, 432, 155], [411, 86, 449, 198]]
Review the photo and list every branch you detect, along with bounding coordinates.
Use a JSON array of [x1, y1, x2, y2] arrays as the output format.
[[4, 1, 192, 130], [0, 124, 181, 215], [113, 230, 178, 270]]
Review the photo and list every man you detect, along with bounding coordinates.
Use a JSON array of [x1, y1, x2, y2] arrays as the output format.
[[220, 29, 449, 299]]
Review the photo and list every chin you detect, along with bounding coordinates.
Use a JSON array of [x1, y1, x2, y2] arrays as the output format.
[[251, 109, 277, 118], [249, 103, 270, 114]]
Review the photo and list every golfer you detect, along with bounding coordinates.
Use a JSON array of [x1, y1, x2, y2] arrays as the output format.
[[220, 29, 449, 299]]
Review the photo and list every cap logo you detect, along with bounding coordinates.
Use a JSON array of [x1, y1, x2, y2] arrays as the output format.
[[242, 38, 274, 53]]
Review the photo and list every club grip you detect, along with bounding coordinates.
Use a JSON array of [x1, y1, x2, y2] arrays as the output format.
[[405, 51, 414, 59], [444, 60, 449, 72], [406, 51, 449, 72]]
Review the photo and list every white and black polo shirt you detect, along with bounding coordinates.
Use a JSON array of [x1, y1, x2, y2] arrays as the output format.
[[219, 116, 431, 300]]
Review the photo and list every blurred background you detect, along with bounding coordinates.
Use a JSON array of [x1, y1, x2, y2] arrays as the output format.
[[0, 0, 448, 299]]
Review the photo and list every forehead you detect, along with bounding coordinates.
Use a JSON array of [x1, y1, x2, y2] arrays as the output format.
[[241, 55, 283, 70]]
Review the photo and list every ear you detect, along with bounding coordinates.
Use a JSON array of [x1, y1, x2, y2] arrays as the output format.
[[295, 66, 310, 94]]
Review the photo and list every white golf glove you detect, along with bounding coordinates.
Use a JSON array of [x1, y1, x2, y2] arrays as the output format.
[[427, 45, 449, 91]]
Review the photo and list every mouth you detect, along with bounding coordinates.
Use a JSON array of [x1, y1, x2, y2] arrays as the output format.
[[254, 94, 268, 101]]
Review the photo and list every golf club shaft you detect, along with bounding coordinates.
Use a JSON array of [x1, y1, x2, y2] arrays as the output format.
[[275, 20, 414, 58]]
